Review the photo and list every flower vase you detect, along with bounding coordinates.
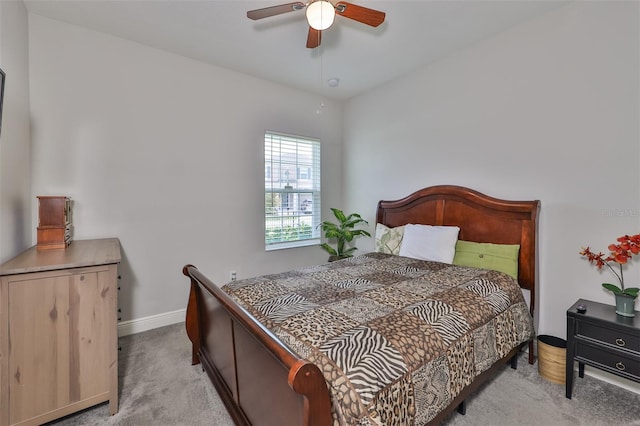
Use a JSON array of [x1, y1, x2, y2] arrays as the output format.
[[614, 293, 637, 317]]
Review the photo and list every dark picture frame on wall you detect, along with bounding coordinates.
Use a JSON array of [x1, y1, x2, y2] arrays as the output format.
[[0, 68, 5, 137]]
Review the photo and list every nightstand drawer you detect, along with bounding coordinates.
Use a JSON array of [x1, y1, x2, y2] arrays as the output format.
[[576, 342, 640, 378], [577, 321, 640, 353]]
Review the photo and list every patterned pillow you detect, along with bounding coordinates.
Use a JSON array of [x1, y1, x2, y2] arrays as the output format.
[[375, 223, 405, 255]]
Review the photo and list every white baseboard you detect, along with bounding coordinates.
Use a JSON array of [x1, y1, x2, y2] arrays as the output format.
[[583, 367, 640, 395], [118, 309, 185, 337]]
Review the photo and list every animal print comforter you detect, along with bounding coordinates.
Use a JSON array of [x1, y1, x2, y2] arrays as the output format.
[[222, 252, 535, 425]]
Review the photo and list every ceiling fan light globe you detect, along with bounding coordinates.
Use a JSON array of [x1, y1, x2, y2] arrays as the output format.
[[306, 1, 335, 31]]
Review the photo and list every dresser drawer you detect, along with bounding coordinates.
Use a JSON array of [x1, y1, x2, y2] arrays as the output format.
[[576, 321, 640, 353], [575, 342, 640, 378]]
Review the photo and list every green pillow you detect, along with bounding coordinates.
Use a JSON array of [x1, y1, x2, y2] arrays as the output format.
[[452, 240, 520, 279]]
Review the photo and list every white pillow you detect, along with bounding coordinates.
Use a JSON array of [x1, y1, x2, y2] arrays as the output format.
[[398, 224, 460, 264]]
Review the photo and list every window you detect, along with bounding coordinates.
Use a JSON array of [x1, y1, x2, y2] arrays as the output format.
[[265, 132, 321, 250]]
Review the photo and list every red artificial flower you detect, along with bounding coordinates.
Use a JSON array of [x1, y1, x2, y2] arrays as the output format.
[[580, 233, 640, 297]]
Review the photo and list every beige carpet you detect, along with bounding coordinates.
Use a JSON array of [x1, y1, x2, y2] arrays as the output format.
[[48, 323, 234, 426], [48, 323, 640, 426]]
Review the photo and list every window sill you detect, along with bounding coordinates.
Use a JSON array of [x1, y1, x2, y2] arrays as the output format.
[[265, 238, 320, 251]]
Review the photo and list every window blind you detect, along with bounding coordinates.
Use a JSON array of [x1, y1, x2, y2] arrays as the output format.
[[264, 132, 321, 250]]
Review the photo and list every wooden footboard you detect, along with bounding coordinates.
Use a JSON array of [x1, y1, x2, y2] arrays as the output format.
[[183, 265, 332, 426]]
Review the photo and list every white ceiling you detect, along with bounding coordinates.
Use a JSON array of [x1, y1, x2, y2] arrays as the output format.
[[23, 0, 569, 100]]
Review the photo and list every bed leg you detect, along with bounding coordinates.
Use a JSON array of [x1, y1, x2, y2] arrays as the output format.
[[510, 353, 518, 370], [457, 400, 466, 415], [528, 341, 535, 364]]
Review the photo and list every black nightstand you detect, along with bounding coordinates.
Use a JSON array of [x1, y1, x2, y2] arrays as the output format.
[[566, 298, 639, 399]]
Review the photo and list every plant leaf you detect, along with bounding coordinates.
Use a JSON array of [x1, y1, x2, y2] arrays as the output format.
[[320, 243, 337, 256], [351, 229, 371, 237], [344, 214, 368, 228], [623, 287, 639, 298], [324, 229, 341, 239], [332, 208, 347, 223], [321, 222, 338, 232], [602, 283, 623, 294]]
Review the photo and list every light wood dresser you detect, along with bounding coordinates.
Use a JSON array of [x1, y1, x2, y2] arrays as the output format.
[[0, 238, 120, 426]]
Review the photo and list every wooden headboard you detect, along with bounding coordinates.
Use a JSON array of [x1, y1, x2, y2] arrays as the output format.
[[376, 185, 540, 310]]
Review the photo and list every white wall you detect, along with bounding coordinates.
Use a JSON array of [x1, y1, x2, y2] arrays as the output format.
[[0, 0, 31, 264], [344, 2, 639, 346], [28, 14, 344, 324]]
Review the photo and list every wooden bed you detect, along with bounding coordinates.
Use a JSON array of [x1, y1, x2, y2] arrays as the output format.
[[183, 185, 540, 425]]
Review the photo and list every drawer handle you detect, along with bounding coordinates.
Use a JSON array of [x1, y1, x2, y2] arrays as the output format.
[[615, 338, 626, 347], [615, 362, 626, 371]]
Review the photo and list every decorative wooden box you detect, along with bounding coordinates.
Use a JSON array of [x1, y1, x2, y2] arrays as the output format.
[[37, 196, 72, 250]]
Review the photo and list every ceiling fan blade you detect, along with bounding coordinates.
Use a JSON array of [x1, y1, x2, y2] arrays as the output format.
[[247, 2, 305, 20], [335, 2, 385, 27], [306, 27, 322, 48]]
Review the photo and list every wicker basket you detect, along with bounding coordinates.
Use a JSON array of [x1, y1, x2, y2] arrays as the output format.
[[537, 335, 566, 384]]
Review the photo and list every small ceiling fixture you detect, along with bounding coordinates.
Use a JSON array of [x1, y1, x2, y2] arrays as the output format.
[[327, 77, 340, 87], [247, 1, 386, 49]]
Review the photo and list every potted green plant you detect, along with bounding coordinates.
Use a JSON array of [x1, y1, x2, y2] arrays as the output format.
[[319, 208, 371, 261], [580, 233, 640, 317]]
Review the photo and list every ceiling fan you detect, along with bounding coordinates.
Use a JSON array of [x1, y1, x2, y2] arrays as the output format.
[[247, 1, 386, 49]]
